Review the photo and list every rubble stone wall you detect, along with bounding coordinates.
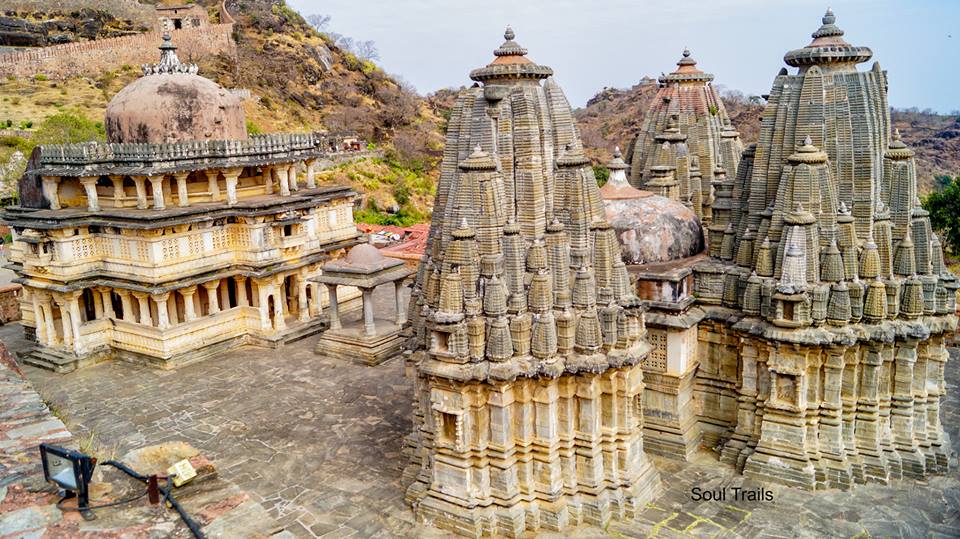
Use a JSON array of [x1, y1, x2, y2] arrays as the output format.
[[0, 23, 235, 80], [0, 284, 22, 324]]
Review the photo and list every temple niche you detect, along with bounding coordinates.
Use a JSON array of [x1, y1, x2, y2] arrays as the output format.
[[626, 48, 744, 222], [3, 36, 365, 372], [403, 28, 660, 537], [607, 8, 956, 491]]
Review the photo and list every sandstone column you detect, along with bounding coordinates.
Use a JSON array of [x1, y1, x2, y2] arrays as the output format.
[[855, 344, 888, 483], [54, 295, 73, 348], [132, 292, 152, 326], [362, 288, 375, 336], [180, 286, 197, 322], [117, 290, 134, 322], [288, 164, 299, 192], [41, 176, 61, 209], [327, 284, 340, 330], [263, 166, 273, 194], [66, 291, 83, 355], [297, 275, 309, 322], [233, 276, 248, 306], [203, 281, 221, 314], [305, 159, 317, 188], [79, 176, 100, 212], [223, 168, 242, 205], [132, 176, 148, 209], [148, 176, 166, 210], [110, 175, 125, 207], [892, 338, 924, 478], [153, 293, 171, 329], [174, 172, 190, 207], [98, 287, 115, 319], [277, 166, 290, 197], [31, 293, 47, 345], [91, 288, 104, 319], [205, 170, 221, 200]]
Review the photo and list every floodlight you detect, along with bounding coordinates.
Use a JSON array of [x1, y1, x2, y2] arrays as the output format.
[[39, 443, 97, 519]]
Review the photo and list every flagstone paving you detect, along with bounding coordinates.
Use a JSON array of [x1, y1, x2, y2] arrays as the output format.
[[3, 288, 958, 538]]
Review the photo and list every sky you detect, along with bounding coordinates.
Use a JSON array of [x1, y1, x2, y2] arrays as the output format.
[[287, 0, 958, 113]]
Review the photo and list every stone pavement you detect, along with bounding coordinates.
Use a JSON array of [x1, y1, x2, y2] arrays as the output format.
[[2, 286, 958, 538]]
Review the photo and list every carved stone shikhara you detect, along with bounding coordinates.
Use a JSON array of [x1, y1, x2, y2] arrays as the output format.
[[403, 28, 660, 538], [687, 9, 957, 489], [3, 37, 367, 372], [627, 48, 744, 221]]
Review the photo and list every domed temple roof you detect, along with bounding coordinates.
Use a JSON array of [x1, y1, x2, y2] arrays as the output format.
[[105, 34, 246, 144], [601, 148, 703, 265]]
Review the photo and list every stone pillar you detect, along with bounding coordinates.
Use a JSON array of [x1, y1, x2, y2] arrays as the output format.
[[174, 172, 190, 207], [180, 286, 197, 322], [79, 176, 100, 212], [233, 276, 248, 306], [148, 176, 166, 210], [262, 166, 273, 194], [362, 288, 375, 336], [92, 289, 104, 319], [66, 292, 83, 355], [31, 294, 47, 345], [923, 336, 949, 473], [892, 339, 925, 478], [310, 283, 322, 316], [272, 287, 287, 331], [223, 168, 241, 206], [721, 341, 759, 467], [394, 280, 406, 325], [132, 292, 152, 325], [256, 281, 271, 329], [152, 292, 171, 329], [41, 176, 61, 209], [131, 176, 148, 209], [98, 287, 115, 319], [327, 284, 340, 330], [54, 295, 73, 348], [820, 346, 852, 488], [855, 344, 889, 484], [110, 175, 125, 207], [203, 281, 221, 314], [277, 166, 291, 197], [305, 159, 317, 188], [117, 290, 134, 322], [878, 346, 902, 480], [206, 170, 221, 200], [288, 164, 299, 192], [296, 277, 309, 322]]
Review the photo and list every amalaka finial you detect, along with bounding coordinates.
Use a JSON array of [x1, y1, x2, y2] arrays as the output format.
[[893, 128, 901, 141], [504, 25, 515, 41], [823, 7, 835, 25], [682, 47, 691, 58], [803, 135, 813, 147], [613, 146, 622, 159]]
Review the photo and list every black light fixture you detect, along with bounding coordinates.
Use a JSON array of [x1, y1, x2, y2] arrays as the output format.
[[39, 443, 97, 519]]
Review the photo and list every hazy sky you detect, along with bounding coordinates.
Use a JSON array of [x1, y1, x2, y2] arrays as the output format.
[[287, 0, 957, 113]]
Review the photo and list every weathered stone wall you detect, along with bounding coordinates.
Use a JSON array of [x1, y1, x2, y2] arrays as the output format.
[[0, 23, 235, 80]]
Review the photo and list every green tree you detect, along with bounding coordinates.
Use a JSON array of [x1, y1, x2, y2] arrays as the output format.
[[593, 164, 610, 187], [30, 112, 105, 148], [923, 175, 960, 255]]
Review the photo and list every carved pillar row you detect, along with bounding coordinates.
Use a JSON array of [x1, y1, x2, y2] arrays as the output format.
[[878, 345, 902, 480], [79, 176, 100, 212], [819, 346, 852, 488], [97, 287, 115, 319]]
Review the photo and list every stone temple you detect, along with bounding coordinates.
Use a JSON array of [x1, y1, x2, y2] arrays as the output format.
[[402, 27, 661, 537], [603, 8, 955, 491], [627, 48, 744, 221], [3, 36, 364, 372]]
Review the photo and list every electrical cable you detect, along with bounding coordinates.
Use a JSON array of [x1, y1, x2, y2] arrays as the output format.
[[100, 460, 206, 539], [56, 490, 147, 511]]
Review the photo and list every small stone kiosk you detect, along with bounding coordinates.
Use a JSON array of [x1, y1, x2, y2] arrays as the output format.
[[313, 244, 412, 365]]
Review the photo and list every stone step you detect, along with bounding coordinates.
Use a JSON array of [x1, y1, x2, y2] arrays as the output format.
[[17, 347, 78, 374], [281, 318, 328, 345]]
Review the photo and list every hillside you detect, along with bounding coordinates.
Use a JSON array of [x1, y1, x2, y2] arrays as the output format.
[[0, 0, 443, 221], [573, 80, 959, 193]]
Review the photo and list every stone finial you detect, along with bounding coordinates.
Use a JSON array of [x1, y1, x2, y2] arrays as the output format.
[[504, 25, 515, 41], [142, 33, 199, 76], [813, 7, 844, 38], [494, 25, 528, 57], [677, 47, 697, 67]]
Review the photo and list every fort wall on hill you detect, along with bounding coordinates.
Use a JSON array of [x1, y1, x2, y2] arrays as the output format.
[[0, 23, 236, 80]]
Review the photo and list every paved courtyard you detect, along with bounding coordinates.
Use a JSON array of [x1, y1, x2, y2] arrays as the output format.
[[3, 289, 959, 538]]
